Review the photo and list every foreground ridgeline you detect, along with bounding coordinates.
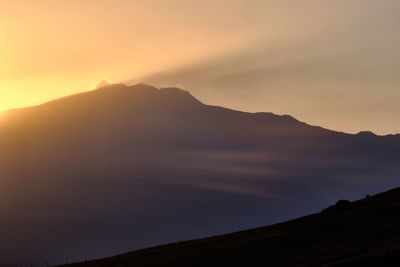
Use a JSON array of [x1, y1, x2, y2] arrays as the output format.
[[62, 187, 400, 267]]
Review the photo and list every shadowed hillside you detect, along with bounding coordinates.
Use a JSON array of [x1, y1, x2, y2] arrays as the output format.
[[0, 84, 399, 263], [64, 187, 400, 267]]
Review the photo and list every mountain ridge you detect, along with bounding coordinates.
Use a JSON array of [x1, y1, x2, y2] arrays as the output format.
[[0, 83, 399, 263], [2, 83, 398, 137], [0, 83, 371, 136]]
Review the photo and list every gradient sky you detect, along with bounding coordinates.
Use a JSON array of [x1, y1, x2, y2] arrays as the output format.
[[1, 0, 399, 134]]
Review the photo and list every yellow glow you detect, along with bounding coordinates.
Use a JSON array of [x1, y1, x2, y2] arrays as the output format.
[[0, 1, 399, 134], [0, 1, 256, 111]]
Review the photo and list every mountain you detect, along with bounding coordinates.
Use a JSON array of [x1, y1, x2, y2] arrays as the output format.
[[62, 187, 400, 267], [0, 84, 399, 263]]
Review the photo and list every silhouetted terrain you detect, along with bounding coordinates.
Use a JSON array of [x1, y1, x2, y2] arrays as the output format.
[[0, 84, 399, 263], [63, 187, 400, 266]]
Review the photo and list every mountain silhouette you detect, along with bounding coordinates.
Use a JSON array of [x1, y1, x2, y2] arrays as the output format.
[[63, 186, 400, 267], [0, 84, 399, 263]]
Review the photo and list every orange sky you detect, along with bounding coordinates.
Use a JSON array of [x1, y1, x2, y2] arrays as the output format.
[[0, 1, 262, 109], [1, 0, 399, 134]]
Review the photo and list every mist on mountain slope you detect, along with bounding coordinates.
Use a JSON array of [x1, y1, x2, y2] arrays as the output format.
[[0, 84, 399, 263]]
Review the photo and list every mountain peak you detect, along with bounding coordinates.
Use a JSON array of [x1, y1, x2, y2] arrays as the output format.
[[356, 131, 377, 137], [95, 79, 112, 89]]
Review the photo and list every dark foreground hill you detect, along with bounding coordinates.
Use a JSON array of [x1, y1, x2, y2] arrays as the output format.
[[0, 83, 399, 263], [64, 187, 400, 267]]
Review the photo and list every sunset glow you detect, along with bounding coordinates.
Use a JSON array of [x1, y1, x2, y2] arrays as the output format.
[[1, 0, 399, 134], [1, 1, 400, 264]]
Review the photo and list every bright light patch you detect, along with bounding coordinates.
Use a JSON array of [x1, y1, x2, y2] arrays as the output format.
[[91, 79, 113, 90]]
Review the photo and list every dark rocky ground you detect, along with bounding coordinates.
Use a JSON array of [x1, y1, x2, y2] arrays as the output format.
[[63, 187, 400, 267]]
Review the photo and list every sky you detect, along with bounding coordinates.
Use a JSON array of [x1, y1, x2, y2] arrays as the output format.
[[0, 0, 399, 134]]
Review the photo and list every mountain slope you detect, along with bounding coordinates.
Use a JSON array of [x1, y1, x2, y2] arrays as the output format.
[[64, 187, 400, 267], [0, 84, 399, 263]]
